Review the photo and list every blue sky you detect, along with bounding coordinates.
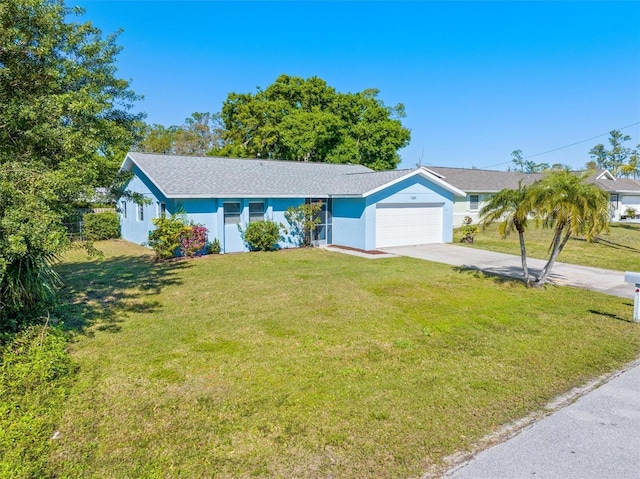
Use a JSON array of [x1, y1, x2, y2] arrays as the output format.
[[73, 1, 640, 170]]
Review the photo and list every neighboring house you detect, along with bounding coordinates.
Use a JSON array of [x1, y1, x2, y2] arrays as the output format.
[[425, 167, 543, 226], [585, 170, 640, 221], [119, 152, 466, 253], [425, 167, 640, 226]]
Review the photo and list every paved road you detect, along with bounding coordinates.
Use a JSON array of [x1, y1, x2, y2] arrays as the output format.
[[382, 244, 633, 299], [443, 362, 640, 479], [383, 244, 639, 478]]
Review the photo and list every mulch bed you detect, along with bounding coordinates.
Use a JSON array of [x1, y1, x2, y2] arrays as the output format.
[[327, 245, 388, 255]]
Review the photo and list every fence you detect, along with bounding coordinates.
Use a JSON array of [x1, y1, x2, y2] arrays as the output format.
[[64, 207, 117, 241]]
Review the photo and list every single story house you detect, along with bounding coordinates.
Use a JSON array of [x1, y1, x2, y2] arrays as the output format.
[[587, 170, 640, 220], [425, 167, 543, 226], [119, 152, 466, 253], [425, 167, 640, 226]]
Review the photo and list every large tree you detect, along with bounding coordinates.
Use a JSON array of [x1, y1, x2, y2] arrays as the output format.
[[588, 130, 638, 177], [137, 112, 224, 156], [0, 0, 142, 329], [509, 149, 549, 173], [212, 75, 411, 170]]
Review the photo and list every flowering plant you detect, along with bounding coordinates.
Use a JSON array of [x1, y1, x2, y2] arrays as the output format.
[[179, 224, 208, 257]]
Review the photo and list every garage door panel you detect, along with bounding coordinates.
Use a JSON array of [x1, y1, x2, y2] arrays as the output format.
[[375, 203, 442, 248]]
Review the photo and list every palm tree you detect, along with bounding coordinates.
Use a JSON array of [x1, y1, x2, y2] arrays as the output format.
[[479, 181, 533, 286], [528, 170, 610, 286]]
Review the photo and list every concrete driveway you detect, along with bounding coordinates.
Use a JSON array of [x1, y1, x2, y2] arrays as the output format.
[[382, 244, 633, 299]]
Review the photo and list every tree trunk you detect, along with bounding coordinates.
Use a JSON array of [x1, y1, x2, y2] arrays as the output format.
[[533, 225, 571, 287], [517, 230, 530, 286]]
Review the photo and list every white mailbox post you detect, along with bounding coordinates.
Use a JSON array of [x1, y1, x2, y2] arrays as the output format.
[[624, 272, 640, 323]]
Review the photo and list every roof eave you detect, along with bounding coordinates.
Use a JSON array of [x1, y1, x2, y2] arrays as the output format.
[[122, 153, 172, 199], [162, 194, 332, 199]]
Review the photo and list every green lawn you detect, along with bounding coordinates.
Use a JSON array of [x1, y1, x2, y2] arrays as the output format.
[[454, 222, 640, 272], [45, 240, 640, 478]]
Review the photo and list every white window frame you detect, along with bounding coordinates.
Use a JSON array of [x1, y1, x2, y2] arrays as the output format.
[[224, 202, 241, 225], [137, 203, 144, 222], [157, 202, 166, 218], [121, 201, 127, 219], [249, 202, 265, 223], [469, 194, 480, 211]]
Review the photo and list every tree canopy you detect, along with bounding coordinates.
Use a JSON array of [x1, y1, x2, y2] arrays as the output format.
[[211, 75, 411, 170], [588, 130, 639, 178], [0, 0, 142, 329], [137, 112, 224, 156], [479, 171, 609, 287], [509, 150, 570, 173]]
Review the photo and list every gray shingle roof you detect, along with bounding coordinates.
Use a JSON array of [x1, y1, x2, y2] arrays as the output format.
[[123, 152, 443, 198], [426, 166, 640, 194], [425, 166, 543, 192], [583, 170, 640, 193], [123, 154, 640, 199]]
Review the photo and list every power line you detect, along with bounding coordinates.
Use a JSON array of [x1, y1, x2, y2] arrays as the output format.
[[480, 121, 640, 169]]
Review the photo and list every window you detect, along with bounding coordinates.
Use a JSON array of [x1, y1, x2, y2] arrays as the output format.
[[121, 201, 127, 219], [224, 202, 241, 224], [610, 194, 619, 207], [306, 198, 332, 243], [249, 202, 265, 222], [469, 195, 479, 211], [158, 202, 166, 218], [137, 203, 144, 221]]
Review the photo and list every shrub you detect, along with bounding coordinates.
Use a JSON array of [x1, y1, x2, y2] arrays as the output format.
[[623, 207, 638, 219], [208, 238, 221, 254], [460, 216, 478, 244], [83, 211, 120, 241], [284, 202, 322, 246], [242, 220, 283, 251], [180, 224, 208, 257], [148, 214, 189, 260], [147, 213, 209, 260]]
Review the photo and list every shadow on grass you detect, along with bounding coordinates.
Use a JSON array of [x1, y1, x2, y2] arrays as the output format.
[[588, 309, 636, 324], [610, 223, 640, 231], [55, 254, 188, 334], [587, 237, 640, 254], [451, 265, 527, 286]]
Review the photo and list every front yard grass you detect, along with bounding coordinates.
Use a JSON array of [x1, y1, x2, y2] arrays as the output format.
[[47, 240, 640, 478], [454, 222, 640, 272]]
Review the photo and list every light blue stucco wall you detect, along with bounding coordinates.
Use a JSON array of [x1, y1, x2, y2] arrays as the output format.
[[216, 198, 307, 253], [120, 167, 169, 245], [332, 198, 367, 250], [120, 167, 211, 248], [121, 168, 456, 254], [332, 174, 456, 250], [120, 170, 308, 254]]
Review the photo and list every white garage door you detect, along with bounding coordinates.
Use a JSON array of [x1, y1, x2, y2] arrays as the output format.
[[375, 203, 443, 248]]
